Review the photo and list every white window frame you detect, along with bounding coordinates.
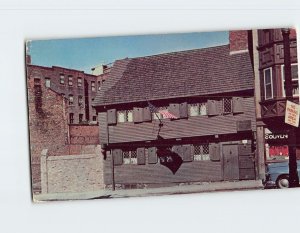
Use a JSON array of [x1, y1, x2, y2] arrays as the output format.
[[123, 150, 137, 164], [264, 67, 273, 100], [281, 63, 299, 97], [117, 110, 133, 123], [45, 78, 51, 88]]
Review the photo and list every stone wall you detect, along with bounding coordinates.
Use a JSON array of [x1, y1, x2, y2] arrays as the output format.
[[41, 146, 104, 194]]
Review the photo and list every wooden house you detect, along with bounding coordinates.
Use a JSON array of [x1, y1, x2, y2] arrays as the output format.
[[93, 31, 258, 189]]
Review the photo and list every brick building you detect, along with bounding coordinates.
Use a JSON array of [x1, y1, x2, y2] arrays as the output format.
[[93, 31, 261, 190], [27, 69, 70, 193], [253, 29, 299, 163], [27, 64, 109, 125]]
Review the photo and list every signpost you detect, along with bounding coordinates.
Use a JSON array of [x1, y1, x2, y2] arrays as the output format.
[[285, 100, 300, 127]]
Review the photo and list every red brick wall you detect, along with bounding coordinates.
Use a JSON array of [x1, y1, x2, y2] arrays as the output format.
[[27, 65, 99, 124], [69, 125, 99, 145], [229, 30, 249, 53], [27, 73, 69, 193]]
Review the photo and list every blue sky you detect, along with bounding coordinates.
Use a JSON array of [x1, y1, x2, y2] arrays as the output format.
[[28, 31, 229, 74]]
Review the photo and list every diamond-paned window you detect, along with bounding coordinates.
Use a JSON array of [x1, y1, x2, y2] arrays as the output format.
[[223, 98, 232, 114], [193, 144, 210, 161], [123, 150, 137, 164]]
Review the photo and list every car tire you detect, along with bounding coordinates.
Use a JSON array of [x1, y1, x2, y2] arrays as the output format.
[[276, 175, 289, 189]]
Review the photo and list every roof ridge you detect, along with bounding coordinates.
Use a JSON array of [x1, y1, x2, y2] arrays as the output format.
[[130, 44, 229, 60]]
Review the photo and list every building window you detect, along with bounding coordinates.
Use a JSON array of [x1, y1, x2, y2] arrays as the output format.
[[91, 81, 96, 92], [193, 144, 210, 161], [264, 68, 273, 100], [117, 110, 133, 123], [78, 95, 83, 107], [68, 75, 73, 86], [123, 149, 137, 164], [189, 103, 207, 116], [92, 116, 97, 121], [69, 95, 74, 105], [34, 78, 41, 86], [60, 74, 65, 84], [79, 114, 83, 123], [223, 98, 232, 114], [69, 113, 74, 124], [281, 64, 299, 97], [98, 81, 101, 91], [78, 77, 82, 87], [45, 78, 51, 88]]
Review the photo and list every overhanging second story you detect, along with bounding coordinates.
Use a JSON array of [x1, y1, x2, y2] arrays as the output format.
[[93, 44, 255, 145]]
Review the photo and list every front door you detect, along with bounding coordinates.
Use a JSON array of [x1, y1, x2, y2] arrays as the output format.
[[223, 144, 239, 181]]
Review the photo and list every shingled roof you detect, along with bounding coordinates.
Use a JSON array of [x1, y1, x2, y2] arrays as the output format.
[[93, 44, 254, 107]]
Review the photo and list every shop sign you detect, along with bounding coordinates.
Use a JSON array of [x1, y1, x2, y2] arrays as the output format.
[[269, 145, 289, 157], [285, 100, 300, 127], [265, 133, 288, 140]]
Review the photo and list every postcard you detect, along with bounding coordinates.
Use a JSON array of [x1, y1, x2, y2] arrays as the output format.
[[26, 28, 300, 202]]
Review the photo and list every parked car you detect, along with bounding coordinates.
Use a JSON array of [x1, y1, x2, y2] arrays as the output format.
[[264, 160, 300, 189]]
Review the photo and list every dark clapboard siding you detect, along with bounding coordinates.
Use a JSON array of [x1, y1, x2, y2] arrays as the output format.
[[107, 97, 256, 144], [103, 156, 222, 185], [98, 112, 108, 144]]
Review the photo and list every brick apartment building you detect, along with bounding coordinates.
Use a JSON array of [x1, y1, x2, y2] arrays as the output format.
[[93, 31, 261, 190], [27, 63, 109, 125], [253, 29, 299, 164]]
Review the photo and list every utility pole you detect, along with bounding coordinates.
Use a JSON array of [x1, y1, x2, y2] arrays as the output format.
[[282, 28, 299, 188]]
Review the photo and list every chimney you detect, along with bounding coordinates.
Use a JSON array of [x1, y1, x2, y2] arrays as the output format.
[[229, 30, 249, 55]]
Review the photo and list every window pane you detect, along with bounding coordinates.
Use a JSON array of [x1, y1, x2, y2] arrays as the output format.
[[45, 78, 51, 88], [265, 84, 272, 99], [223, 98, 232, 113], [189, 104, 199, 116], [292, 65, 298, 80], [265, 69, 271, 84], [127, 110, 133, 122], [199, 103, 207, 115], [117, 111, 126, 123]]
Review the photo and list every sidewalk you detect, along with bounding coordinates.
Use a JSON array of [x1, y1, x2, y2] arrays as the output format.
[[33, 180, 263, 202]]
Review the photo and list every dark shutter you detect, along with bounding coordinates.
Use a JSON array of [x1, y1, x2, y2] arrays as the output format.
[[179, 102, 188, 118], [236, 120, 252, 131], [182, 145, 193, 162], [143, 107, 151, 122], [207, 100, 218, 116], [137, 148, 146, 165], [112, 149, 123, 166], [107, 109, 117, 125], [209, 143, 220, 161], [232, 97, 244, 114], [172, 145, 183, 156], [148, 147, 157, 164], [168, 103, 180, 118], [133, 107, 143, 123]]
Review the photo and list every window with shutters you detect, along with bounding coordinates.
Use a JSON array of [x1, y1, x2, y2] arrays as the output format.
[[281, 63, 299, 97], [188, 103, 207, 116], [123, 150, 138, 164], [264, 68, 273, 100], [223, 98, 232, 114], [193, 144, 210, 161], [117, 110, 133, 123]]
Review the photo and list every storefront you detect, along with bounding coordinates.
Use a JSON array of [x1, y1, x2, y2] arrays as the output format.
[[265, 129, 290, 161]]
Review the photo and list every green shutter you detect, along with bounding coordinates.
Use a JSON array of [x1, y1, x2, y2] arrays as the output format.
[[232, 97, 244, 114], [148, 147, 157, 164], [143, 107, 152, 122], [207, 100, 218, 116], [133, 107, 143, 123], [112, 149, 123, 165], [107, 109, 117, 125], [209, 143, 220, 161], [179, 102, 188, 118], [137, 148, 146, 165]]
